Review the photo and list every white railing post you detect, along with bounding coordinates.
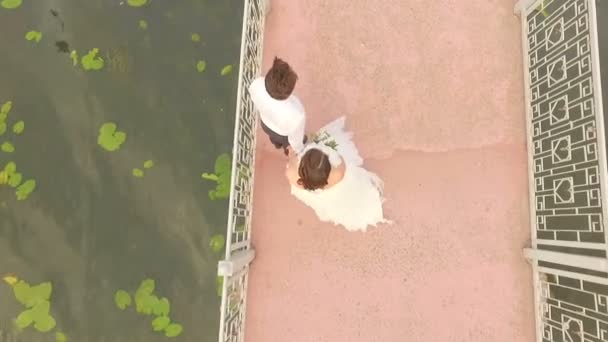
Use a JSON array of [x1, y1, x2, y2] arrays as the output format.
[[217, 0, 268, 341], [516, 1, 608, 341]]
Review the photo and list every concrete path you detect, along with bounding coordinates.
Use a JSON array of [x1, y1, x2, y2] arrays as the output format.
[[245, 0, 536, 341]]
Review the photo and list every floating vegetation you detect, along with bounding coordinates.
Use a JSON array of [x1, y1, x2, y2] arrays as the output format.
[[220, 65, 233, 76], [0, 162, 36, 200], [1, 141, 15, 153], [81, 48, 104, 71], [16, 179, 36, 200], [127, 0, 148, 7], [196, 60, 206, 73], [131, 160, 154, 178], [69, 50, 78, 66], [190, 33, 200, 42], [209, 234, 225, 253], [3, 276, 63, 339], [0, 0, 22, 9], [115, 279, 183, 338], [132, 168, 144, 178], [13, 120, 24, 134], [201, 153, 231, 200], [97, 122, 127, 151], [138, 19, 148, 30], [56, 332, 67, 342], [25, 31, 43, 43], [536, 0, 549, 17]]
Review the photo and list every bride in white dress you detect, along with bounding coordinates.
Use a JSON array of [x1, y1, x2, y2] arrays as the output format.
[[285, 116, 389, 231]]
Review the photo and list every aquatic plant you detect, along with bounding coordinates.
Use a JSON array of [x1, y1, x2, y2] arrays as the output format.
[[190, 33, 200, 42], [13, 120, 24, 134], [81, 48, 104, 71], [114, 279, 183, 338], [220, 65, 233, 76], [127, 0, 147, 7], [132, 160, 154, 178], [16, 179, 36, 200], [1, 141, 14, 152], [210, 234, 225, 253], [0, 162, 36, 200], [97, 122, 127, 151], [0, 0, 21, 9], [138, 19, 148, 30], [201, 153, 231, 200], [2, 276, 67, 341], [69, 51, 78, 66], [196, 60, 206, 73], [25, 31, 42, 43]]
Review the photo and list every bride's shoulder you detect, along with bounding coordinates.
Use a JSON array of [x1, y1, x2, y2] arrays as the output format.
[[327, 158, 346, 187]]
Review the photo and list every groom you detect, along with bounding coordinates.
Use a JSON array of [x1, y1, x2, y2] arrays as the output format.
[[248, 57, 307, 156]]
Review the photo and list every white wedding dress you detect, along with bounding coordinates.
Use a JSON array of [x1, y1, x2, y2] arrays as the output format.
[[290, 117, 389, 232]]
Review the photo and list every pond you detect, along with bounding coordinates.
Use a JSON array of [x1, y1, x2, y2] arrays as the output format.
[[0, 0, 243, 341]]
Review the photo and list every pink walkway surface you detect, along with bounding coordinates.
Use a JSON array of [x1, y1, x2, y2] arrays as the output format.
[[245, 0, 536, 341]]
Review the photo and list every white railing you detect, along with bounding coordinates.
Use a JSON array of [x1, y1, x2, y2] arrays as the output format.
[[515, 0, 608, 341], [217, 0, 269, 341]]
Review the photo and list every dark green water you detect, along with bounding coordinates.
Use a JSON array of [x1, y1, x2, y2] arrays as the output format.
[[0, 1, 243, 341]]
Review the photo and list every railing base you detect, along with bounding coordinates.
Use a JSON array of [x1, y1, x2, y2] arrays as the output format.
[[218, 249, 256, 277]]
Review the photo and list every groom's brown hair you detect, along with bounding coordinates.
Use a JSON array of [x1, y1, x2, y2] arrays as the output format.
[[265, 57, 298, 100]]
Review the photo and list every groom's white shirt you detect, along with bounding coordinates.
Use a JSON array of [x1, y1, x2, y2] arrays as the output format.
[[248, 77, 306, 154]]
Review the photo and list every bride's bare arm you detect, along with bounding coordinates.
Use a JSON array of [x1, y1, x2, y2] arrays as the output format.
[[285, 153, 300, 186]]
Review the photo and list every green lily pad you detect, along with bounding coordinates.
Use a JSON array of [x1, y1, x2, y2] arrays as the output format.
[[33, 315, 56, 332], [138, 19, 148, 30], [114, 290, 132, 310], [137, 278, 155, 294], [1, 141, 14, 153], [1, 101, 12, 115], [13, 120, 24, 134], [31, 282, 52, 304], [25, 31, 42, 43], [191, 33, 200, 42], [164, 323, 183, 338], [209, 234, 225, 253], [132, 168, 144, 178], [70, 50, 78, 66], [0, 122, 6, 136], [220, 65, 233, 76], [136, 294, 158, 315], [196, 60, 206, 73], [143, 160, 154, 169], [201, 153, 231, 200], [16, 179, 36, 201], [151, 316, 170, 331], [15, 309, 33, 329], [4, 161, 16, 174], [8, 172, 22, 188], [30, 300, 50, 322], [153, 296, 170, 316], [127, 0, 147, 7], [1, 0, 22, 9], [97, 122, 127, 151], [81, 48, 104, 71], [13, 280, 33, 307], [56, 332, 67, 342]]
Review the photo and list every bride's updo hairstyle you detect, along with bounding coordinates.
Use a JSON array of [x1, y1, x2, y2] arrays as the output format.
[[298, 148, 332, 191]]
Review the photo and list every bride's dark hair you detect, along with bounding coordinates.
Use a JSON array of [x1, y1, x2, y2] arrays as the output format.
[[298, 148, 332, 190]]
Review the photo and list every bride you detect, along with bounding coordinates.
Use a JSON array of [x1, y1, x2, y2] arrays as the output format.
[[285, 116, 389, 231]]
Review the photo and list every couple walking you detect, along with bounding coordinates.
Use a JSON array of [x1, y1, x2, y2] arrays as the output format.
[[249, 57, 389, 232]]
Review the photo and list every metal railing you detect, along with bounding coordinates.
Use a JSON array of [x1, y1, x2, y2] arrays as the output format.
[[217, 0, 269, 341], [515, 0, 608, 341]]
